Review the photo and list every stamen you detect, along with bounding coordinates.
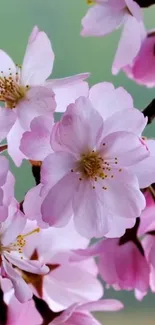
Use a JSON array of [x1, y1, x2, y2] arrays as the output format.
[[0, 67, 29, 108], [22, 228, 40, 238]]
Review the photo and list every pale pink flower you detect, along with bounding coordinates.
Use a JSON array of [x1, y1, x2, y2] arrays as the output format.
[[40, 96, 148, 238], [50, 299, 123, 325], [0, 211, 49, 303], [0, 26, 89, 166], [21, 219, 103, 312], [72, 230, 150, 300], [20, 82, 147, 164], [81, 0, 145, 74], [124, 30, 155, 87]]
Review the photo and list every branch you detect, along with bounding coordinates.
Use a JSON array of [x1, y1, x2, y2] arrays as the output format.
[[142, 99, 155, 124], [31, 165, 41, 185], [33, 295, 61, 325], [0, 287, 8, 325], [134, 0, 155, 8]]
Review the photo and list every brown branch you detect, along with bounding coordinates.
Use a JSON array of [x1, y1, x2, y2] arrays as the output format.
[[134, 0, 155, 8], [0, 287, 8, 325], [33, 295, 61, 325], [142, 99, 155, 125]]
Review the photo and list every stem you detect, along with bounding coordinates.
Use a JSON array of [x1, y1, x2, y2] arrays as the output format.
[[0, 287, 8, 325], [149, 185, 155, 199], [33, 295, 62, 325], [31, 165, 41, 185], [134, 0, 155, 8], [142, 99, 155, 124]]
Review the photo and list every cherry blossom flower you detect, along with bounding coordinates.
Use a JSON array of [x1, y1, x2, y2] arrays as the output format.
[[20, 219, 103, 311], [123, 30, 155, 87], [71, 219, 150, 300], [0, 210, 49, 303], [39, 95, 149, 238], [50, 299, 123, 325], [0, 26, 89, 166], [81, 0, 146, 74], [20, 81, 147, 162]]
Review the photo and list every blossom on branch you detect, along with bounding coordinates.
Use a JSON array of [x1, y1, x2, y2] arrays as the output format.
[[39, 89, 149, 238], [0, 26, 89, 166], [81, 0, 145, 74]]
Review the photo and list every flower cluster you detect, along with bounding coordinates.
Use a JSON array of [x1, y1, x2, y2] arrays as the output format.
[[82, 0, 155, 86], [0, 4, 155, 323]]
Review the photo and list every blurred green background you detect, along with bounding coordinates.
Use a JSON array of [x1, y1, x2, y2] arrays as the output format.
[[1, 0, 155, 323]]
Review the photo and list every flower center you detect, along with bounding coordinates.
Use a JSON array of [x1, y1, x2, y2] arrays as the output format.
[[71, 147, 122, 190], [77, 151, 105, 179], [0, 228, 40, 256], [86, 0, 95, 4], [0, 68, 29, 109]]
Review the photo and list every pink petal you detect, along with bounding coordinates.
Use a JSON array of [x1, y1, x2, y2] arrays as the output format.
[[77, 299, 123, 312], [2, 258, 32, 303], [115, 242, 149, 292], [23, 184, 45, 223], [46, 73, 89, 113], [81, 4, 125, 37], [97, 239, 119, 284], [20, 115, 53, 160], [103, 108, 147, 137], [105, 216, 136, 238], [129, 139, 155, 188], [129, 156, 155, 188], [0, 50, 16, 77], [4, 253, 49, 275], [73, 180, 109, 238], [138, 206, 155, 236], [7, 296, 42, 325], [2, 172, 15, 206], [129, 33, 155, 87], [97, 169, 145, 220], [0, 156, 9, 186], [50, 304, 78, 324], [0, 188, 8, 222], [45, 263, 103, 311], [17, 86, 56, 130], [1, 210, 26, 246], [0, 107, 16, 142], [112, 16, 144, 74], [51, 97, 103, 155], [7, 119, 26, 167], [125, 0, 142, 20], [100, 131, 149, 166], [89, 83, 133, 120], [41, 173, 78, 226], [41, 152, 76, 186], [21, 26, 54, 86], [51, 310, 101, 325]]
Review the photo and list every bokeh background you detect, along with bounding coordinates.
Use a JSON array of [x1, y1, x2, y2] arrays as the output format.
[[1, 0, 155, 323]]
